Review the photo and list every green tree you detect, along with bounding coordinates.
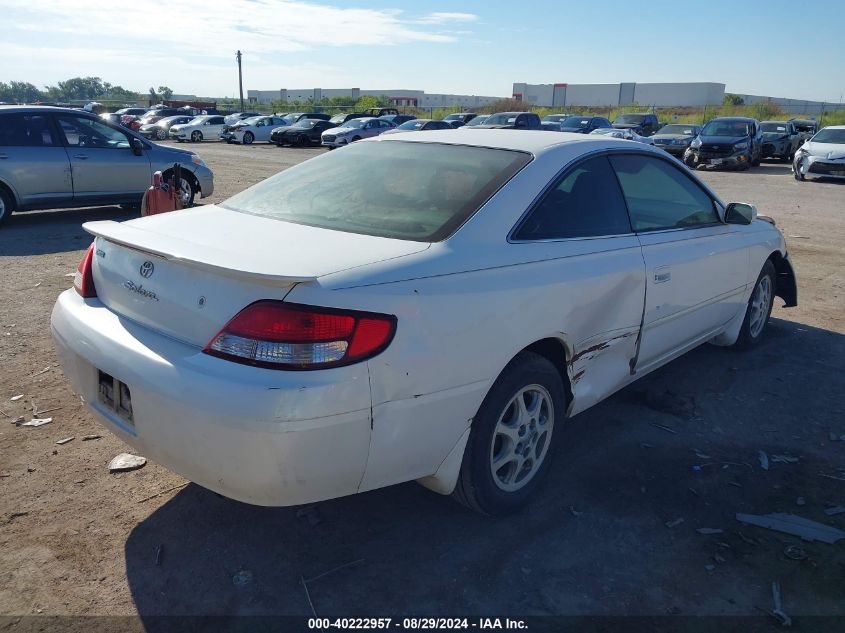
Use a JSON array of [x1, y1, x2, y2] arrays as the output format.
[[354, 95, 382, 111], [47, 76, 106, 100], [723, 93, 745, 106], [157, 86, 173, 100], [0, 81, 44, 102]]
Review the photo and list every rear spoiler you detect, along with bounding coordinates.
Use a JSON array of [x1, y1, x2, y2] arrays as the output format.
[[83, 220, 318, 285]]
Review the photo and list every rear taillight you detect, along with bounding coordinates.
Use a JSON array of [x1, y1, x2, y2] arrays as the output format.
[[74, 244, 97, 298], [204, 301, 396, 370]]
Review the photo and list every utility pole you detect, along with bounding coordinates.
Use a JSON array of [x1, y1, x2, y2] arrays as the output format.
[[236, 50, 244, 111]]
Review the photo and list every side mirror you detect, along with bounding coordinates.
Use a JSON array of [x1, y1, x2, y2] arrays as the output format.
[[725, 202, 757, 225], [131, 138, 144, 156]]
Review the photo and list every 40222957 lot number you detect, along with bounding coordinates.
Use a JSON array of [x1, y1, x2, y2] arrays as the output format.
[[308, 618, 528, 629]]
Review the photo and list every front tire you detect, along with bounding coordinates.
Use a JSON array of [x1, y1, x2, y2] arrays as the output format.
[[191, 131, 202, 142], [0, 187, 14, 225], [156, 129, 167, 141], [243, 131, 254, 145], [733, 261, 776, 349], [452, 352, 565, 515]]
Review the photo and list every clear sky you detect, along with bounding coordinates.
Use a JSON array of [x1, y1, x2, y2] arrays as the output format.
[[4, 0, 844, 102]]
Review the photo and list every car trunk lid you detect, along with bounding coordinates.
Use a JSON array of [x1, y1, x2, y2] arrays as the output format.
[[83, 206, 429, 347]]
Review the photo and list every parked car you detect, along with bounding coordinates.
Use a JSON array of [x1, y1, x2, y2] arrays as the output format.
[[379, 114, 417, 126], [280, 112, 331, 124], [131, 108, 192, 131], [272, 119, 336, 146], [589, 127, 653, 144], [139, 115, 193, 141], [99, 112, 122, 126], [114, 107, 147, 118], [650, 124, 702, 157], [612, 113, 661, 136], [381, 119, 453, 135], [559, 115, 612, 134], [328, 112, 369, 126], [791, 119, 819, 143], [0, 105, 213, 224], [684, 117, 763, 170], [760, 120, 801, 161], [223, 112, 261, 125], [793, 125, 845, 181], [443, 113, 478, 128], [229, 116, 291, 144], [364, 107, 399, 117], [170, 115, 227, 142], [321, 117, 395, 148], [540, 114, 572, 131], [463, 115, 490, 127], [50, 128, 796, 514], [474, 112, 542, 130]]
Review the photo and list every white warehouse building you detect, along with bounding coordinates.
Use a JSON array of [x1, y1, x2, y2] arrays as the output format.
[[511, 82, 726, 107], [247, 88, 503, 108]]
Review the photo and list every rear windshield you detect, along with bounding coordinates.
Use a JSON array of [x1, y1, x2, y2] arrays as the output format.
[[561, 116, 591, 128], [220, 141, 531, 242], [485, 113, 518, 125], [761, 123, 788, 133], [615, 114, 646, 124]]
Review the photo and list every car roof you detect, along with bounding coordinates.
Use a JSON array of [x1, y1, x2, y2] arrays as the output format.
[[761, 120, 789, 124], [373, 128, 657, 154], [0, 105, 96, 116], [708, 117, 757, 123]]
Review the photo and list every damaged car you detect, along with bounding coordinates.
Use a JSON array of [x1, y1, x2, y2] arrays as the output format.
[[684, 117, 763, 170], [793, 125, 845, 181], [760, 120, 801, 161], [651, 124, 702, 158], [51, 130, 796, 515]]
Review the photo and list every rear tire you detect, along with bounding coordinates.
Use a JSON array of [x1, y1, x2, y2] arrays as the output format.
[[452, 351, 565, 515], [733, 261, 776, 350], [0, 187, 14, 225]]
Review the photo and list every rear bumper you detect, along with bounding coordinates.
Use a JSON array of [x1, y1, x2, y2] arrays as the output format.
[[50, 289, 372, 506]]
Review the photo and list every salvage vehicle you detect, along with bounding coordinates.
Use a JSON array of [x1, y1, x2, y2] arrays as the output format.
[[792, 119, 818, 143], [540, 114, 573, 131], [684, 117, 763, 170], [272, 119, 335, 146], [230, 115, 290, 144], [224, 112, 261, 125], [443, 113, 478, 128], [138, 115, 193, 141], [379, 114, 417, 126], [650, 124, 701, 157], [50, 129, 797, 514], [463, 114, 490, 127], [760, 120, 801, 161], [321, 117, 395, 148], [380, 119, 453, 135], [612, 113, 661, 136], [589, 127, 653, 144], [559, 115, 612, 134], [474, 112, 542, 130], [170, 115, 227, 142], [793, 125, 845, 181], [0, 106, 213, 224]]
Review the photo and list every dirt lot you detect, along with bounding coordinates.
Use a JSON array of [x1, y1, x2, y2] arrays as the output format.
[[1, 141, 844, 625]]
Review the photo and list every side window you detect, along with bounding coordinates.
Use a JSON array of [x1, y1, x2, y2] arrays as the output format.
[[0, 113, 56, 147], [57, 116, 130, 149], [609, 154, 719, 232], [513, 155, 632, 240]]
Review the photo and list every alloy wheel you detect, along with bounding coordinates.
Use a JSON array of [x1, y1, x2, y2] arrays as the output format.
[[749, 275, 772, 338]]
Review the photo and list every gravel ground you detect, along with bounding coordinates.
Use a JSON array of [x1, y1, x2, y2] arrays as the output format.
[[1, 141, 844, 624]]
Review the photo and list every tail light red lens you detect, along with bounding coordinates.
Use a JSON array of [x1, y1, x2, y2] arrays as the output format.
[[74, 243, 97, 298], [204, 301, 396, 370]]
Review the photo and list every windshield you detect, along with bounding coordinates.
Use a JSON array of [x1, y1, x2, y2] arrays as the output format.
[[189, 116, 209, 125], [761, 123, 789, 133], [810, 128, 845, 144], [658, 124, 696, 135], [615, 114, 646, 124], [330, 114, 351, 124], [484, 113, 520, 125], [341, 119, 368, 129], [220, 141, 531, 242], [700, 120, 750, 137], [561, 116, 591, 128], [542, 115, 567, 122], [294, 120, 318, 129], [465, 116, 489, 126], [398, 120, 426, 130], [793, 122, 816, 132], [240, 116, 262, 125]]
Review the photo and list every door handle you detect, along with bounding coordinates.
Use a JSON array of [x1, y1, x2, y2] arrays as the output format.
[[654, 267, 671, 283], [73, 154, 89, 160]]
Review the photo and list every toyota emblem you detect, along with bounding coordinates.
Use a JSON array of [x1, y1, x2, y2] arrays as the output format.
[[140, 261, 155, 278]]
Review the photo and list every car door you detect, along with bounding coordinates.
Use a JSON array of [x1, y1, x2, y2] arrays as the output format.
[[55, 113, 152, 201], [0, 112, 73, 209], [510, 154, 645, 412], [203, 116, 226, 139], [608, 153, 750, 373]]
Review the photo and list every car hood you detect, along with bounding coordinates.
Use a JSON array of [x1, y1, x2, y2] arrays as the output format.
[[612, 123, 642, 130], [84, 204, 431, 282], [272, 125, 296, 134], [559, 126, 588, 133], [698, 135, 748, 145], [653, 134, 692, 141], [802, 141, 845, 159], [328, 126, 359, 134], [474, 124, 515, 129]]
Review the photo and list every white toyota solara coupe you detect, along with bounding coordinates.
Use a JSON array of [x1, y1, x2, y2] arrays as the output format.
[[51, 129, 797, 515]]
